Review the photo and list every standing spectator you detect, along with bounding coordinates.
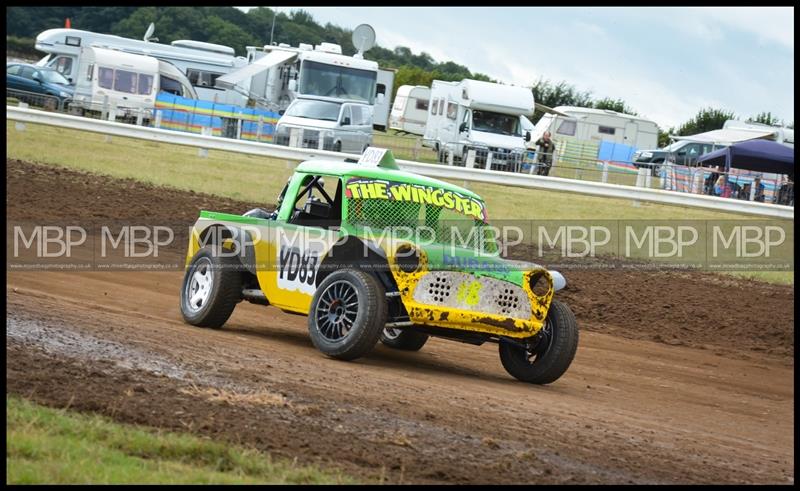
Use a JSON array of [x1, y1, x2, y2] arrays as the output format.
[[752, 176, 765, 202], [534, 131, 556, 176]]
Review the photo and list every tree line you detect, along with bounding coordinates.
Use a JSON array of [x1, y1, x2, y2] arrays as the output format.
[[6, 6, 792, 146]]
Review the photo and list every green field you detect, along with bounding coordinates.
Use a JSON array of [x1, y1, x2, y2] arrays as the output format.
[[5, 121, 793, 284], [6, 396, 355, 484]]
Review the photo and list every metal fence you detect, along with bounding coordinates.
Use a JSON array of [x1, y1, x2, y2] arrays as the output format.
[[6, 88, 67, 112], [6, 94, 794, 210]]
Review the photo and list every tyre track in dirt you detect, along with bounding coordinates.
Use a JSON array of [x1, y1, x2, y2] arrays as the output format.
[[5, 159, 795, 483]]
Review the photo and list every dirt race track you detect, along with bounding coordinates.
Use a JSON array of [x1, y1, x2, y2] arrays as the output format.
[[6, 160, 795, 484]]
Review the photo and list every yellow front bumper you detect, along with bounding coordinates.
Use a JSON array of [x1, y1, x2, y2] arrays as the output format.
[[388, 250, 554, 339]]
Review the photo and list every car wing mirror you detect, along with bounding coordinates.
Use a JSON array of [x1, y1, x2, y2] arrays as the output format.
[[278, 109, 285, 116], [342, 116, 351, 126], [459, 122, 468, 133], [525, 130, 532, 142]]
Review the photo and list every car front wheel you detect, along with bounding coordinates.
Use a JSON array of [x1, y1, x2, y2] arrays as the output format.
[[498, 300, 579, 384], [308, 269, 387, 361]]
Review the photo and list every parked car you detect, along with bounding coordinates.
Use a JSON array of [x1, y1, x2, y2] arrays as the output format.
[[6, 62, 73, 109], [274, 97, 373, 153], [634, 140, 727, 175], [632, 149, 667, 175]]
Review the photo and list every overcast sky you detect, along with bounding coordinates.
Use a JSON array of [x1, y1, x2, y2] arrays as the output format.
[[238, 6, 794, 129]]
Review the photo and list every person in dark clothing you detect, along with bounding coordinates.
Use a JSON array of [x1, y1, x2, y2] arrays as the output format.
[[534, 131, 556, 176], [752, 176, 766, 202]]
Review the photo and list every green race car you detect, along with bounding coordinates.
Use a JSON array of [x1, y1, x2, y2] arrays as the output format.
[[180, 149, 578, 384]]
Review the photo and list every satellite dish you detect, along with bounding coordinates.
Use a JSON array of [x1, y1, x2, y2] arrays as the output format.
[[143, 23, 155, 42], [352, 24, 376, 55]]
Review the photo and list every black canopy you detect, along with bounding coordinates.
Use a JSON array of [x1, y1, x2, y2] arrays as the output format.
[[697, 139, 794, 176]]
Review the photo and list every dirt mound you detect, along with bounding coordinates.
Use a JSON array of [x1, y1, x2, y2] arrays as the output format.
[[6, 159, 266, 223]]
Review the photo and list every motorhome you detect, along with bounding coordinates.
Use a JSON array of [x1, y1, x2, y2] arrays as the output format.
[[532, 106, 659, 151], [218, 42, 382, 113], [34, 27, 248, 105], [216, 25, 390, 131], [422, 79, 534, 172], [389, 85, 431, 135], [69, 46, 197, 119]]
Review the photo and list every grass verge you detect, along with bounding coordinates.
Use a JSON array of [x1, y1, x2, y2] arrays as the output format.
[[6, 396, 355, 484]]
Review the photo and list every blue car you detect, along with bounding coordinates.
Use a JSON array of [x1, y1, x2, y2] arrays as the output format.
[[6, 62, 73, 109]]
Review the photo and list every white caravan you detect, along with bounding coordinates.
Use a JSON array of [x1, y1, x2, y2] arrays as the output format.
[[34, 26, 248, 105], [422, 79, 534, 171], [532, 106, 659, 151], [70, 46, 197, 119], [389, 85, 431, 135]]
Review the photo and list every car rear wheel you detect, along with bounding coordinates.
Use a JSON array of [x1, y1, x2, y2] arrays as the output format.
[[499, 300, 579, 384], [380, 327, 429, 351], [180, 246, 243, 329], [308, 269, 387, 361]]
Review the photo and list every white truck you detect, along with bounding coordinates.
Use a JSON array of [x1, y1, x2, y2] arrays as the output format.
[[422, 79, 534, 172], [273, 97, 374, 153], [532, 106, 659, 151], [389, 85, 431, 135], [69, 46, 197, 120]]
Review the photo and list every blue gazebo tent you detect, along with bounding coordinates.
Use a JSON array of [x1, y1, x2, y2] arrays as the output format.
[[697, 139, 794, 178]]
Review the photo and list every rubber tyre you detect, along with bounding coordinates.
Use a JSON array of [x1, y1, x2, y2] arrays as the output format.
[[308, 269, 387, 361], [380, 328, 429, 351], [180, 245, 243, 329], [499, 300, 579, 384]]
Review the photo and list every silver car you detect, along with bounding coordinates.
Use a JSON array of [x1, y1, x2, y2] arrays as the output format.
[[274, 98, 373, 153]]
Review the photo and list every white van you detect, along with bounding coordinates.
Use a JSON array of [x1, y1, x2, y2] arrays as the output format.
[[533, 106, 659, 151], [423, 79, 534, 172], [274, 97, 373, 153], [389, 85, 431, 135], [70, 46, 196, 119]]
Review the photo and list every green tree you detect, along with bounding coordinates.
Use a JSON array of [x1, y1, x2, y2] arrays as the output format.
[[657, 127, 674, 148], [530, 78, 593, 122], [593, 97, 638, 115], [392, 65, 435, 95], [675, 107, 735, 136], [746, 112, 781, 126]]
